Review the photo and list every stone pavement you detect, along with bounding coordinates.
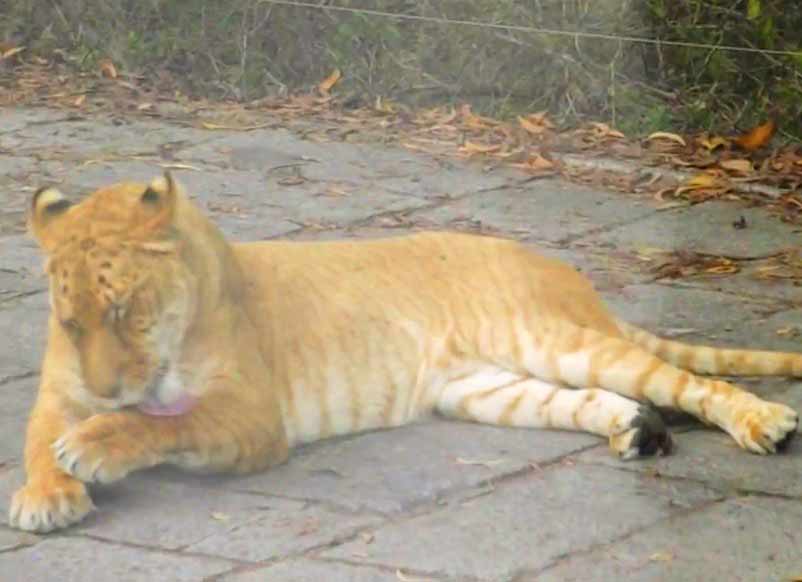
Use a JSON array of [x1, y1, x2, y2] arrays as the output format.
[[1, 107, 801, 582]]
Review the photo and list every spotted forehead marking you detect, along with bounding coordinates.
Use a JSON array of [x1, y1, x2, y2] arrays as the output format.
[[49, 238, 139, 309]]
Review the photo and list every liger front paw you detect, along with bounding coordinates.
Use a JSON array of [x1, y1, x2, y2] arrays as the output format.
[[9, 476, 94, 533], [53, 414, 156, 484], [728, 398, 798, 454]]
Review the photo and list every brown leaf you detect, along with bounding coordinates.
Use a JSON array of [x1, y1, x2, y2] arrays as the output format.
[[518, 112, 553, 135], [1, 45, 25, 60], [458, 104, 499, 130], [675, 173, 720, 194], [510, 154, 555, 174], [732, 119, 776, 152], [278, 175, 307, 186], [458, 141, 501, 156], [776, 326, 800, 338], [588, 122, 625, 139], [318, 69, 342, 94], [455, 456, 505, 468], [647, 132, 686, 147], [698, 135, 729, 151], [98, 58, 118, 79], [73, 94, 86, 107], [396, 570, 433, 582], [719, 159, 753, 174]]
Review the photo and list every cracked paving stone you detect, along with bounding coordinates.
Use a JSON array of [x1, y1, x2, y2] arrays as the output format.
[[0, 234, 47, 295], [601, 283, 781, 339], [0, 463, 378, 557], [0, 378, 37, 465], [400, 178, 657, 243], [178, 128, 512, 200], [220, 559, 402, 581], [184, 498, 380, 562], [537, 497, 802, 582], [0, 526, 38, 552], [0, 537, 234, 581], [6, 117, 213, 160], [0, 288, 49, 380], [233, 420, 598, 514], [584, 200, 802, 260], [577, 416, 802, 498], [322, 464, 720, 581], [0, 108, 70, 135]]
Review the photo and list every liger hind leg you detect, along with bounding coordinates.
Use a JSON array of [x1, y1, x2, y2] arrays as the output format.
[[545, 325, 798, 454], [436, 370, 672, 459]]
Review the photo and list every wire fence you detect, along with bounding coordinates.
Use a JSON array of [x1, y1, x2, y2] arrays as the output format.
[[259, 0, 802, 58]]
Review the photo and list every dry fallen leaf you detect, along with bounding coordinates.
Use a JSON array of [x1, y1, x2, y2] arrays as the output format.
[[278, 175, 307, 186], [732, 119, 776, 152], [776, 326, 800, 337], [458, 141, 502, 156], [318, 68, 342, 94], [588, 122, 625, 139], [98, 58, 118, 79], [73, 94, 86, 107], [649, 551, 674, 562], [210, 511, 230, 521], [675, 173, 719, 193], [698, 135, 729, 151], [455, 456, 505, 468], [1, 45, 25, 60], [518, 112, 553, 135], [647, 132, 687, 147], [396, 570, 433, 582], [200, 121, 274, 131], [510, 154, 555, 174], [719, 159, 753, 174], [674, 172, 733, 201]]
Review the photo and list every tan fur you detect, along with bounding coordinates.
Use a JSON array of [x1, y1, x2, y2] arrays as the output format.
[[9, 172, 799, 533]]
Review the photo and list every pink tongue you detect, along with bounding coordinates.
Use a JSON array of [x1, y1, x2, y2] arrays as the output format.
[[137, 392, 198, 417]]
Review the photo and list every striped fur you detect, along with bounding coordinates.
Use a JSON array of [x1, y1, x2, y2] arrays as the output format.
[[9, 172, 799, 533]]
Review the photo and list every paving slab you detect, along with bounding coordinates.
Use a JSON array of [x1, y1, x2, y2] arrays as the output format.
[[186, 499, 379, 562], [397, 179, 658, 243], [0, 108, 70, 135], [76, 473, 377, 557], [232, 420, 598, 515], [536, 497, 802, 582], [601, 282, 781, 340], [324, 463, 721, 581], [0, 234, 46, 298], [665, 267, 802, 305], [221, 559, 404, 581], [0, 537, 234, 581], [178, 127, 513, 200], [0, 525, 38, 552], [0, 288, 49, 380], [584, 200, 802, 259], [4, 116, 215, 161], [0, 378, 37, 465], [578, 419, 802, 498]]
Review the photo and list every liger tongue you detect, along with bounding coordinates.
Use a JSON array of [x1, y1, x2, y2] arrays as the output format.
[[137, 392, 198, 417]]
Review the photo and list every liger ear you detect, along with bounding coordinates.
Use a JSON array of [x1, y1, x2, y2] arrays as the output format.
[[132, 170, 178, 237], [29, 186, 73, 250]]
